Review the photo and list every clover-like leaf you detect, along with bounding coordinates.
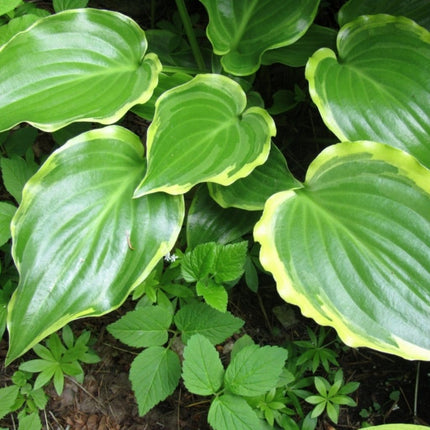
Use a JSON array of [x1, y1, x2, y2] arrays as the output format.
[[134, 74, 275, 197], [7, 126, 184, 363], [200, 0, 320, 75], [306, 15, 430, 168], [0, 9, 161, 132], [254, 141, 430, 360]]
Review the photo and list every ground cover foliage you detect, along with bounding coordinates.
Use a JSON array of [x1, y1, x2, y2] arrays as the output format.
[[0, 0, 430, 429]]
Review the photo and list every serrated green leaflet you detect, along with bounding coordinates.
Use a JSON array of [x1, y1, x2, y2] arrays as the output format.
[[214, 241, 248, 283], [0, 385, 19, 419], [186, 186, 261, 248], [107, 306, 173, 348], [208, 394, 263, 430], [338, 0, 430, 30], [0, 0, 21, 16], [130, 347, 181, 417], [0, 202, 16, 246], [199, 0, 320, 76], [174, 302, 244, 344], [0, 9, 161, 132], [196, 279, 228, 312], [7, 126, 184, 363], [182, 334, 224, 395], [209, 143, 301, 211], [134, 74, 275, 197], [254, 141, 430, 360], [306, 15, 430, 168], [224, 344, 288, 397]]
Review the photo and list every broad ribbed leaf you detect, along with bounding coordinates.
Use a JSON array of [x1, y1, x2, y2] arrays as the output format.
[[209, 143, 301, 211], [338, 0, 430, 30], [186, 186, 260, 248], [199, 0, 320, 75], [0, 9, 161, 132], [7, 126, 184, 363], [134, 74, 275, 197], [262, 25, 337, 68], [306, 15, 430, 168], [254, 141, 430, 360]]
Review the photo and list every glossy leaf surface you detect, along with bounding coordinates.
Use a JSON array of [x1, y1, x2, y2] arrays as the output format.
[[209, 143, 301, 211], [0, 202, 16, 246], [254, 141, 430, 360], [306, 15, 430, 168], [200, 0, 320, 75], [186, 186, 260, 248], [0, 9, 161, 132], [338, 0, 430, 30], [7, 126, 184, 363], [134, 74, 275, 197], [262, 25, 337, 68]]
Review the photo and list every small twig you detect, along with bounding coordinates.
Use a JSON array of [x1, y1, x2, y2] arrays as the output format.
[[186, 399, 211, 408], [414, 361, 420, 419], [256, 292, 272, 333], [177, 387, 182, 430], [48, 410, 64, 430], [65, 376, 107, 412], [102, 341, 138, 356]]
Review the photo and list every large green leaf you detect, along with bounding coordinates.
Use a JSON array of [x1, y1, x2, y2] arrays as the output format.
[[254, 141, 430, 360], [361, 426, 430, 430], [199, 0, 320, 75], [7, 126, 184, 363], [0, 8, 161, 132], [208, 143, 301, 211], [134, 74, 275, 197], [338, 0, 430, 30], [186, 186, 260, 248], [262, 25, 337, 68], [306, 15, 430, 168]]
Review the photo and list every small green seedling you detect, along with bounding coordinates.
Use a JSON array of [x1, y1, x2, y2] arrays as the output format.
[[305, 369, 359, 424], [18, 325, 100, 395]]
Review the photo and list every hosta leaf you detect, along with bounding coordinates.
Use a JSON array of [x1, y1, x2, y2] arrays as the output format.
[[134, 74, 275, 197], [338, 0, 430, 30], [209, 143, 301, 211], [186, 186, 261, 248], [306, 15, 430, 168], [254, 141, 430, 360], [130, 347, 181, 417], [0, 9, 161, 132], [0, 0, 21, 16], [199, 0, 320, 75], [262, 25, 337, 68], [7, 126, 184, 363], [0, 14, 41, 47]]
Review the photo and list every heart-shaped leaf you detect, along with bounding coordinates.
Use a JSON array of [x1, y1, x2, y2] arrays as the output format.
[[200, 0, 320, 75], [338, 0, 430, 30], [7, 126, 184, 363], [134, 74, 275, 197], [254, 141, 430, 360], [208, 143, 301, 211], [0, 9, 161, 132], [306, 15, 430, 168]]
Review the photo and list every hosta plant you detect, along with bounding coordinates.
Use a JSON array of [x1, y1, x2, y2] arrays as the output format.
[[0, 0, 429, 427]]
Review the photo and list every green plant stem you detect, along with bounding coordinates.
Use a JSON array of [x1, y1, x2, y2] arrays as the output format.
[[175, 0, 206, 72]]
